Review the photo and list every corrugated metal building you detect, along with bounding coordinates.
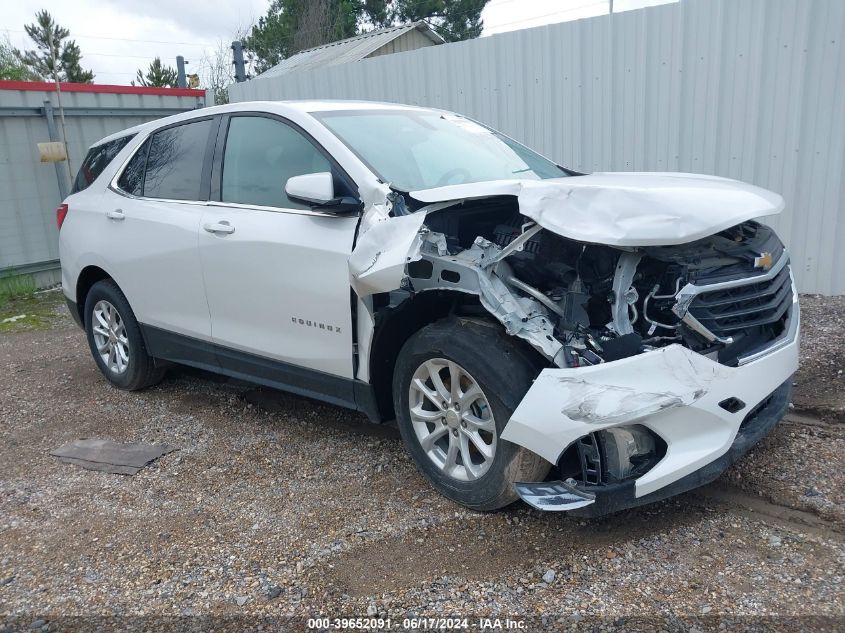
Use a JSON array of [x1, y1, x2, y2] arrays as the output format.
[[0, 82, 205, 285], [231, 0, 845, 295], [257, 21, 443, 80]]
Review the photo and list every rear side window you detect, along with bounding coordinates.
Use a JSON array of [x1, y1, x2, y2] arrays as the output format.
[[117, 138, 149, 196], [221, 116, 332, 209], [72, 135, 135, 193], [143, 119, 212, 200]]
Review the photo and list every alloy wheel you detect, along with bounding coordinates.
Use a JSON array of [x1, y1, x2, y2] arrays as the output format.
[[408, 358, 496, 481], [91, 300, 130, 374]]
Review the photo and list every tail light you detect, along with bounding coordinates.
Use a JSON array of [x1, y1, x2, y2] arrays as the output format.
[[56, 203, 69, 230]]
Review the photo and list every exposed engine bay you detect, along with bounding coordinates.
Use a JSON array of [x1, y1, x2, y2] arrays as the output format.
[[403, 196, 792, 370], [344, 170, 799, 514]]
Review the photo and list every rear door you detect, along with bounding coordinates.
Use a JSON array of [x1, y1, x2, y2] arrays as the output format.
[[102, 117, 216, 341], [198, 113, 360, 378]]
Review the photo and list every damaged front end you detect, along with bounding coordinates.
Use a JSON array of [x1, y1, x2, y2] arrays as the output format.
[[350, 174, 799, 514]]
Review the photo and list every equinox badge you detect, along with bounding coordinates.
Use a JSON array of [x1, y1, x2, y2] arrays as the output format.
[[291, 317, 341, 334]]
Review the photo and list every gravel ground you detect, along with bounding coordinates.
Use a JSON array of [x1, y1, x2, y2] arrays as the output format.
[[791, 295, 845, 421], [1, 297, 843, 630]]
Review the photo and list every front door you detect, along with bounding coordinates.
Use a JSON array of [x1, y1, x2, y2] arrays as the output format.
[[198, 114, 360, 378]]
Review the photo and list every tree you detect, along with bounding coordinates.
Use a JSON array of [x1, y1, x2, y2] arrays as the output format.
[[394, 0, 488, 42], [245, 0, 361, 73], [199, 41, 235, 105], [1, 35, 38, 81], [13, 10, 94, 83], [199, 23, 255, 105], [133, 57, 178, 88], [244, 0, 488, 73]]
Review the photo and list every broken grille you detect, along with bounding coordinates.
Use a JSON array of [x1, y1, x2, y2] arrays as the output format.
[[577, 433, 603, 485], [687, 263, 793, 336]]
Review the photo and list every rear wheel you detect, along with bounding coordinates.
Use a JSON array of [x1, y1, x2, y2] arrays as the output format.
[[84, 280, 165, 390], [393, 318, 550, 511]]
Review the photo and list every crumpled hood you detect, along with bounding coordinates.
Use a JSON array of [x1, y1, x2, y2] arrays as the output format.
[[409, 172, 785, 246]]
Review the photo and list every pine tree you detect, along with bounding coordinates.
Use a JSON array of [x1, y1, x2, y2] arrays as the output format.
[[13, 10, 94, 83], [133, 57, 179, 88]]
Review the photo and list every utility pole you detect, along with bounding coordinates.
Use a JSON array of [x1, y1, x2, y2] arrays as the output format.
[[609, 0, 614, 14], [176, 56, 187, 88], [231, 41, 246, 83], [48, 29, 73, 187]]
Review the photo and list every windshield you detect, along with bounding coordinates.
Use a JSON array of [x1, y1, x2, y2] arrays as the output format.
[[314, 109, 566, 191]]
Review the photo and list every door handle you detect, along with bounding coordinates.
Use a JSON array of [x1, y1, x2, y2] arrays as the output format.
[[106, 209, 125, 221], [203, 221, 235, 235]]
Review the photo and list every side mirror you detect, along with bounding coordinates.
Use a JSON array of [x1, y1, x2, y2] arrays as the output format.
[[285, 171, 363, 214], [285, 172, 334, 205]]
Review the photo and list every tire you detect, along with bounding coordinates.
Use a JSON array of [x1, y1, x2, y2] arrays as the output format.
[[83, 279, 165, 391], [393, 317, 551, 511]]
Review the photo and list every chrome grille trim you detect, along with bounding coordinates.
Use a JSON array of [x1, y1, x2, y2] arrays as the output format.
[[736, 272, 799, 365], [672, 252, 789, 319], [670, 252, 798, 364]]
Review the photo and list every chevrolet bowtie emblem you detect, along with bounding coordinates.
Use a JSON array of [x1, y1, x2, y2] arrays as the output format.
[[754, 252, 774, 270]]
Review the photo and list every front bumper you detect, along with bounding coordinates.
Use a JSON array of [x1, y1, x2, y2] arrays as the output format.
[[566, 379, 791, 517], [501, 294, 799, 515]]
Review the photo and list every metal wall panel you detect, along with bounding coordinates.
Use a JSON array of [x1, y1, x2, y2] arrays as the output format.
[[0, 88, 203, 274], [230, 0, 845, 295]]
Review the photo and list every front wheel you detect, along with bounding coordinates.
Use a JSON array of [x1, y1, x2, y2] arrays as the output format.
[[84, 279, 165, 391], [393, 318, 550, 511]]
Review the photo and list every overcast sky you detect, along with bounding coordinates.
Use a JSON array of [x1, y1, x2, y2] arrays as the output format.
[[0, 0, 676, 85]]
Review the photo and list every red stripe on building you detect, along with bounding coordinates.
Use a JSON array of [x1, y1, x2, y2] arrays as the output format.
[[0, 80, 205, 97]]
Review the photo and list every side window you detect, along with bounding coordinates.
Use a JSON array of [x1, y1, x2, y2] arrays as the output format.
[[117, 138, 149, 196], [221, 116, 333, 209], [143, 119, 212, 201], [72, 134, 135, 193]]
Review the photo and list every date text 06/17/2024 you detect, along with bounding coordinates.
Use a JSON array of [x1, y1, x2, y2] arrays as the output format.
[[306, 617, 527, 630]]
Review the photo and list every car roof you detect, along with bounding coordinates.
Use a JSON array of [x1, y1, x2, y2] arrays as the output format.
[[91, 100, 441, 148], [283, 99, 433, 113]]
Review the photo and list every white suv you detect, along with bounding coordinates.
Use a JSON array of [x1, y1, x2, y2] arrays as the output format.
[[59, 101, 799, 516]]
